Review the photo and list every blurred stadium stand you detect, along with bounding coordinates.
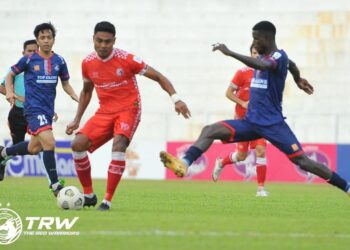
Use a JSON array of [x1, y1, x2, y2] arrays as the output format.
[[0, 0, 349, 143]]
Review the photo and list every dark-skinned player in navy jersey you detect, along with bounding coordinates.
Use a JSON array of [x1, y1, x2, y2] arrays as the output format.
[[160, 21, 350, 197], [2, 22, 79, 197]]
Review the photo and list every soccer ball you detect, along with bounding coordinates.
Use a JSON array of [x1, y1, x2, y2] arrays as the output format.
[[57, 186, 85, 210]]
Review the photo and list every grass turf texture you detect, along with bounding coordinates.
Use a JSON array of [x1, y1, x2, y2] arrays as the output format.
[[1, 177, 350, 250]]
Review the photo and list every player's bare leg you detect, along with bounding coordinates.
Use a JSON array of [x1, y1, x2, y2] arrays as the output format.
[[161, 122, 231, 177], [291, 154, 350, 196]]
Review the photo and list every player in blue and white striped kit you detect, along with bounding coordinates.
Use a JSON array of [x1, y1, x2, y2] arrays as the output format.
[[1, 22, 79, 196]]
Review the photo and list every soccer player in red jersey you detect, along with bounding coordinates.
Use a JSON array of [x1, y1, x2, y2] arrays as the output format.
[[66, 21, 191, 211]]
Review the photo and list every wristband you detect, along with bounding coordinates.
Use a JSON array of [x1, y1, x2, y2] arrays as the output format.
[[171, 93, 181, 104]]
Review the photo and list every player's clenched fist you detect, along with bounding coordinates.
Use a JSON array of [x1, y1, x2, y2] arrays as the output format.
[[66, 120, 79, 135]]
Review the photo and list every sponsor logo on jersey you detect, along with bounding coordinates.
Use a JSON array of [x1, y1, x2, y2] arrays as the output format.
[[95, 80, 129, 89], [54, 64, 60, 71], [116, 68, 124, 76], [251, 78, 268, 89], [36, 75, 58, 84]]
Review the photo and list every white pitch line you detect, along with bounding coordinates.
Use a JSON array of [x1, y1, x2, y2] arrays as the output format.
[[82, 230, 350, 239]]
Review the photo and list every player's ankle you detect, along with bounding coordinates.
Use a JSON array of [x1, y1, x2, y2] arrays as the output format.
[[102, 199, 112, 207]]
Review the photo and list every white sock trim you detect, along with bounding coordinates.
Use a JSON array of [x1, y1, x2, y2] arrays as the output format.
[[72, 151, 88, 160], [112, 152, 125, 161], [102, 199, 112, 207], [230, 152, 238, 163], [181, 158, 189, 168], [256, 157, 267, 165]]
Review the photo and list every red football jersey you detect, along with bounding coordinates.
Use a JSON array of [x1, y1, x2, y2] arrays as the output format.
[[230, 67, 254, 118], [82, 48, 147, 113]]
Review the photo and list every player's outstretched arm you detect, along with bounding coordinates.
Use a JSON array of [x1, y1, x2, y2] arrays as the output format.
[[66, 80, 94, 135], [288, 59, 314, 95], [62, 80, 79, 102], [143, 66, 191, 119], [212, 43, 273, 70]]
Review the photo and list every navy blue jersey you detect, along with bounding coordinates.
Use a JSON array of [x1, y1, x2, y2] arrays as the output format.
[[246, 50, 288, 125], [11, 52, 70, 117]]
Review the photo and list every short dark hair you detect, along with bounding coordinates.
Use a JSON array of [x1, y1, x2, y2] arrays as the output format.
[[94, 21, 116, 36], [23, 39, 37, 50], [252, 21, 276, 36], [33, 22, 56, 38]]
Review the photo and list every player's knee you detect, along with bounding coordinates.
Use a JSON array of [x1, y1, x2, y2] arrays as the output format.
[[201, 125, 212, 137], [112, 135, 129, 152], [291, 155, 310, 171], [71, 135, 90, 152], [28, 145, 42, 155], [44, 141, 56, 150]]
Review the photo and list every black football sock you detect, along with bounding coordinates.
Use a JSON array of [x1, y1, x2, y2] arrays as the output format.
[[43, 150, 59, 185]]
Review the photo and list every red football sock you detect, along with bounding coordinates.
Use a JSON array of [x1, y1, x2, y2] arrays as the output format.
[[222, 152, 237, 166], [256, 165, 267, 187], [74, 155, 93, 194], [222, 155, 232, 166], [104, 159, 125, 202]]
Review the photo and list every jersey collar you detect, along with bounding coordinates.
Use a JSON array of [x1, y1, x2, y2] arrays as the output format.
[[97, 49, 115, 62]]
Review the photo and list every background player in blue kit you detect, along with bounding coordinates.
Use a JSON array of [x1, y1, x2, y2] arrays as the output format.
[[0, 40, 37, 144], [1, 22, 79, 196], [0, 40, 37, 181], [160, 21, 350, 197]]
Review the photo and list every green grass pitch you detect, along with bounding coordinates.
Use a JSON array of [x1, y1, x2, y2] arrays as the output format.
[[1, 177, 350, 250]]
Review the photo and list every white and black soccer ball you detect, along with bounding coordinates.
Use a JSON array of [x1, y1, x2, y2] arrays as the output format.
[[57, 186, 85, 210]]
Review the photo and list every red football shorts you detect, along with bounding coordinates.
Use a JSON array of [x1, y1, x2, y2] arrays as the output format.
[[237, 138, 267, 153], [77, 108, 141, 153]]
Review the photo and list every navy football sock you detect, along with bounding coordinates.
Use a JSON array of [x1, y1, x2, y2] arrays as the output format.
[[183, 146, 203, 166], [6, 141, 30, 156], [43, 150, 59, 185], [327, 172, 348, 192]]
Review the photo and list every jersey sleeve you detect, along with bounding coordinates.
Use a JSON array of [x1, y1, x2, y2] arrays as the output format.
[[264, 51, 285, 72], [126, 53, 147, 75], [81, 60, 91, 81], [59, 57, 70, 81], [11, 56, 29, 75], [230, 69, 243, 89]]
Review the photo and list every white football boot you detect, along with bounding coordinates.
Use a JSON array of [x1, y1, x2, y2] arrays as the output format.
[[212, 157, 224, 182]]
